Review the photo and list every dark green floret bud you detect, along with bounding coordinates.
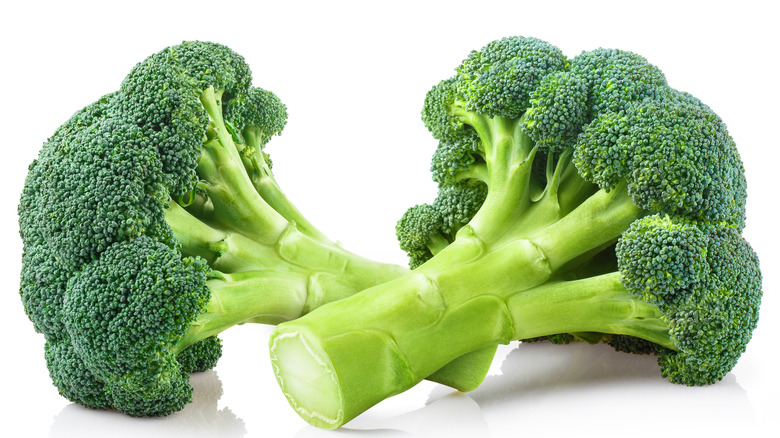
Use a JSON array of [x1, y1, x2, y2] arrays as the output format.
[[225, 87, 288, 147], [521, 71, 589, 154], [114, 48, 208, 195], [570, 48, 667, 117], [571, 110, 630, 189], [44, 339, 113, 410], [430, 138, 483, 185], [421, 77, 479, 144], [654, 226, 761, 385], [396, 204, 444, 268], [456, 36, 568, 118], [607, 335, 659, 355], [63, 236, 211, 416], [617, 215, 708, 305], [171, 40, 253, 99], [432, 183, 487, 236], [177, 336, 223, 373], [575, 88, 747, 226]]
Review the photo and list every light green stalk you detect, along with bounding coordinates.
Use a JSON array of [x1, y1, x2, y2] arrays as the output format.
[[268, 112, 668, 429]]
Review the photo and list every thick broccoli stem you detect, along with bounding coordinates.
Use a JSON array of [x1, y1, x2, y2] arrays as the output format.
[[270, 239, 673, 428]]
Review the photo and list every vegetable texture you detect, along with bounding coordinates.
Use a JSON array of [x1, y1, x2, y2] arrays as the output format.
[[18, 41, 426, 417], [268, 36, 762, 429]]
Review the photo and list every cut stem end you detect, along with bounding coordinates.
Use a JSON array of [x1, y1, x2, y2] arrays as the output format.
[[270, 331, 344, 429]]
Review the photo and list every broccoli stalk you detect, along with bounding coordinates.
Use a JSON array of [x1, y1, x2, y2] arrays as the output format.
[[268, 37, 761, 429]]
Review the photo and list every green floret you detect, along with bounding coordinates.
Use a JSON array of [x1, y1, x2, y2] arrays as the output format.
[[617, 216, 762, 385], [44, 339, 112, 410], [395, 204, 443, 268], [422, 77, 480, 144], [570, 47, 668, 117], [20, 41, 439, 417], [433, 183, 488, 236], [396, 183, 487, 268], [429, 138, 484, 185], [617, 215, 709, 304], [270, 36, 761, 429], [520, 71, 589, 153], [226, 86, 288, 147], [64, 236, 211, 416], [114, 45, 211, 195], [605, 335, 659, 355], [456, 36, 569, 118], [176, 336, 223, 373], [575, 89, 747, 226]]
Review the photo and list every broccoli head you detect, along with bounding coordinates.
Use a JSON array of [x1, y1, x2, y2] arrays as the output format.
[[268, 36, 761, 428], [18, 41, 415, 416]]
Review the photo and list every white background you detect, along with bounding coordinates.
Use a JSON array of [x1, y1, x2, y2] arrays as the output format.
[[1, 1, 777, 436]]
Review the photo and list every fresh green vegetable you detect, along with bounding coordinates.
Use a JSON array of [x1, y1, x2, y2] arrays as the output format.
[[268, 36, 762, 429], [18, 41, 424, 417]]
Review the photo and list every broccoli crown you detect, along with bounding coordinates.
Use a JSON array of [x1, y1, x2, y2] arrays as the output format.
[[617, 215, 762, 385], [18, 41, 286, 415]]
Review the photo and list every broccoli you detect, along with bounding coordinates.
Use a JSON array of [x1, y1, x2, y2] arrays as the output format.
[[18, 41, 428, 417], [268, 36, 762, 429]]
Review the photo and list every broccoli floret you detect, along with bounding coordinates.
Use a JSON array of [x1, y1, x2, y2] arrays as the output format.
[[19, 41, 421, 417], [395, 183, 487, 268], [64, 236, 211, 416], [268, 36, 761, 429], [395, 204, 444, 268]]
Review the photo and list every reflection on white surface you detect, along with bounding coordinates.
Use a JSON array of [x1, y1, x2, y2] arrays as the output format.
[[44, 340, 764, 438], [336, 393, 489, 437], [288, 340, 759, 437], [440, 342, 757, 437], [49, 371, 246, 438], [472, 341, 752, 412]]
